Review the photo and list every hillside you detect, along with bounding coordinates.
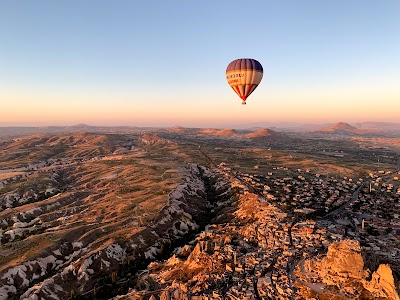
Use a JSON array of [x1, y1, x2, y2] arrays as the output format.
[[199, 128, 240, 137], [215, 128, 238, 137], [316, 122, 382, 136], [244, 128, 281, 139], [0, 132, 120, 170], [0, 130, 399, 299], [321, 122, 357, 131]]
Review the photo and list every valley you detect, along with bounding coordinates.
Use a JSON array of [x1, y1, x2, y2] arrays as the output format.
[[0, 126, 399, 299]]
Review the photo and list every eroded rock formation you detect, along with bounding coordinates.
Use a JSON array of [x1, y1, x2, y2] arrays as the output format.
[[303, 239, 366, 285], [364, 264, 399, 300], [297, 239, 400, 299], [0, 165, 232, 300]]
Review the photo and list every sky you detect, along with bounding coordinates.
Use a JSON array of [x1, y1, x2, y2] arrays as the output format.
[[0, 0, 399, 127]]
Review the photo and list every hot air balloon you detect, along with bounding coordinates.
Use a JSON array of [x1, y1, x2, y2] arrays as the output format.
[[226, 58, 263, 105]]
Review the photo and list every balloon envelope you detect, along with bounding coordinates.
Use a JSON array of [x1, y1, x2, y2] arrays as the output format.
[[226, 58, 263, 104]]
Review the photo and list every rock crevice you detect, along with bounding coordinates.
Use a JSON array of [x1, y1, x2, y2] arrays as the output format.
[[0, 165, 232, 300]]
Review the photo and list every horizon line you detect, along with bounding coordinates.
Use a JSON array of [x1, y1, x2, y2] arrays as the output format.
[[0, 120, 400, 129]]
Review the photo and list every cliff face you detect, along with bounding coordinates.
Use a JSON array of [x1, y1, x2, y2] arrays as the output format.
[[298, 240, 400, 300]]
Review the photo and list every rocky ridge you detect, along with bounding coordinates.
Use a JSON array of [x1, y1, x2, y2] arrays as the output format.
[[113, 177, 400, 300], [0, 165, 233, 300]]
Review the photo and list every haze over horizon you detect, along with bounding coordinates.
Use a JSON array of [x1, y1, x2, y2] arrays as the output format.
[[1, 120, 400, 131], [1, 1, 399, 127]]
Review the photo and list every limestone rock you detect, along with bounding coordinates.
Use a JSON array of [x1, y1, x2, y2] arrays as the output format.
[[364, 264, 399, 300], [308, 239, 365, 284], [187, 243, 202, 262], [176, 245, 193, 258], [300, 240, 400, 299]]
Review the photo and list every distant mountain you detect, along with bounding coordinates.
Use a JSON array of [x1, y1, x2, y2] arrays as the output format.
[[244, 128, 280, 139], [199, 128, 239, 137], [215, 129, 238, 137], [2, 122, 398, 138], [318, 122, 358, 132], [234, 121, 400, 135], [70, 123, 92, 128], [315, 122, 383, 136]]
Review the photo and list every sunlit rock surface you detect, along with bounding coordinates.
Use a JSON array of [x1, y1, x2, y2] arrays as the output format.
[[298, 240, 400, 299], [364, 264, 399, 300]]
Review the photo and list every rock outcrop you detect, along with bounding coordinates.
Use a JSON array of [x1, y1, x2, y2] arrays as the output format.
[[298, 239, 400, 299], [364, 264, 399, 300], [304, 239, 366, 285]]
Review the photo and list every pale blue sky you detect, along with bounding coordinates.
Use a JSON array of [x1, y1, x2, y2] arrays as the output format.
[[0, 1, 399, 127]]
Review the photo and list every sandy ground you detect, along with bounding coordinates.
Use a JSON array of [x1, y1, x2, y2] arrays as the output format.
[[0, 172, 25, 180]]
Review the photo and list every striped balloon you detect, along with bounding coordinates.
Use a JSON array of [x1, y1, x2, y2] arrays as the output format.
[[226, 58, 263, 105]]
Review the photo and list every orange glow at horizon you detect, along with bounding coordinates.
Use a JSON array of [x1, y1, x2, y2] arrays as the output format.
[[1, 83, 399, 126]]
